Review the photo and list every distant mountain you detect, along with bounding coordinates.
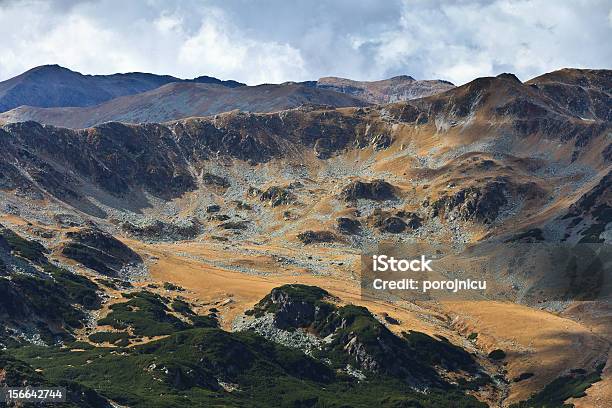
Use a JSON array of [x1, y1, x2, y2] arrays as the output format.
[[310, 75, 455, 104], [0, 81, 368, 128], [0, 65, 245, 112]]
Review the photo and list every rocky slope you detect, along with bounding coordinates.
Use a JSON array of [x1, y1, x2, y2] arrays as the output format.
[[0, 64, 245, 113], [313, 75, 455, 103], [0, 67, 610, 407], [0, 70, 608, 242]]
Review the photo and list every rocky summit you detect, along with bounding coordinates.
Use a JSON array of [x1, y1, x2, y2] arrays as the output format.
[[0, 67, 610, 408]]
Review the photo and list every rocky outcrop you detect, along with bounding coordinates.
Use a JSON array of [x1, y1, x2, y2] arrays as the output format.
[[336, 217, 361, 235], [119, 218, 202, 241], [202, 173, 230, 188], [561, 170, 611, 242], [260, 186, 296, 207], [341, 180, 396, 201], [297, 231, 338, 245], [61, 228, 144, 278], [246, 285, 483, 389], [379, 216, 408, 233], [219, 221, 249, 230], [429, 180, 509, 224], [370, 210, 422, 233], [251, 285, 332, 330]]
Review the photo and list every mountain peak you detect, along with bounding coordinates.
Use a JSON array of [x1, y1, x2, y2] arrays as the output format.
[[496, 72, 522, 83], [389, 74, 416, 81]]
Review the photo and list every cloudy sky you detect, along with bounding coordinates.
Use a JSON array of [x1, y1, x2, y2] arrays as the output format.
[[0, 0, 610, 85]]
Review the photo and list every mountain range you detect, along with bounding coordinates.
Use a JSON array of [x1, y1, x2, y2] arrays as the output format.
[[0, 65, 455, 127], [0, 65, 610, 407]]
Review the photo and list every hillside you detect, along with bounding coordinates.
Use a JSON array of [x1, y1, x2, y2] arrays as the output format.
[[0, 68, 610, 407]]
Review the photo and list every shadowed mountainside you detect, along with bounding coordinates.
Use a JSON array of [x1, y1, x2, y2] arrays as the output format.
[[0, 64, 245, 113]]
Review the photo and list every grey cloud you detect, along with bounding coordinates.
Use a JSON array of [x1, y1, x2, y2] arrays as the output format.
[[0, 0, 610, 85]]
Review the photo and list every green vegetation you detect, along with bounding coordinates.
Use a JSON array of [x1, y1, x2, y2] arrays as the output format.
[[0, 225, 48, 264], [45, 264, 101, 309], [95, 291, 217, 346], [402, 330, 478, 373], [0, 351, 110, 407], [163, 281, 184, 291], [171, 298, 193, 315], [513, 372, 534, 383], [8, 328, 486, 408], [488, 349, 506, 360], [0, 227, 101, 346], [251, 284, 331, 316], [88, 331, 130, 346], [98, 291, 189, 337], [510, 366, 602, 408], [467, 332, 478, 340], [254, 285, 486, 392]]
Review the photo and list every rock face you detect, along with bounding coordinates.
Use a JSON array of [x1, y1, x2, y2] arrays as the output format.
[[430, 180, 509, 224], [341, 180, 396, 201], [297, 231, 337, 245], [119, 218, 201, 241], [336, 217, 361, 235], [526, 68, 612, 122], [561, 170, 612, 242], [253, 285, 331, 330], [61, 228, 144, 278], [260, 186, 296, 207], [379, 216, 408, 233]]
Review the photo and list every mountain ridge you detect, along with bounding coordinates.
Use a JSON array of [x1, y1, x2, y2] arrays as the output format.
[[0, 64, 245, 113]]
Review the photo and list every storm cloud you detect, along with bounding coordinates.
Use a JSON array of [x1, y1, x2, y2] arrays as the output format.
[[0, 0, 610, 84]]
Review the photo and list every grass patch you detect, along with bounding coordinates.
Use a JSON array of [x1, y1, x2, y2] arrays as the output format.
[[9, 328, 486, 408], [0, 226, 48, 264], [98, 291, 188, 337], [88, 331, 130, 346], [510, 367, 602, 408]]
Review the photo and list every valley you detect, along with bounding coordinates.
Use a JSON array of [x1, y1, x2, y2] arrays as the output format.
[[0, 67, 609, 407]]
